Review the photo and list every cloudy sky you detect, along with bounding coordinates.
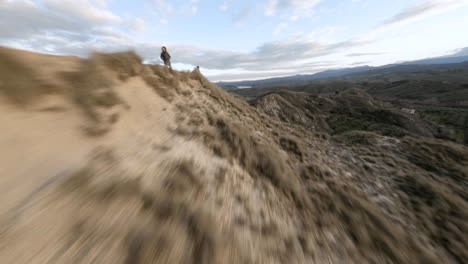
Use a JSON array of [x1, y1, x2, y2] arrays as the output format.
[[1, 0, 468, 81]]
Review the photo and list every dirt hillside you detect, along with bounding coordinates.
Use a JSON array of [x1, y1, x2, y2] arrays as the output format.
[[0, 47, 467, 264]]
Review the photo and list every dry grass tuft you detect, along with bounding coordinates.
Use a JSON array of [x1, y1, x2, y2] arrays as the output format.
[[0, 48, 59, 104], [93, 51, 143, 81], [201, 115, 290, 190]]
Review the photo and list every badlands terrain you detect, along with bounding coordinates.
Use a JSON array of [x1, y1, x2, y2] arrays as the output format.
[[0, 47, 467, 263]]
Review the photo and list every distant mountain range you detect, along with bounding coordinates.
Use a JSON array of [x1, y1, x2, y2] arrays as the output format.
[[216, 52, 468, 89]]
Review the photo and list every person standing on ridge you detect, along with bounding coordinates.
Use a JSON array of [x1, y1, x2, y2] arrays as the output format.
[[160, 46, 172, 69]]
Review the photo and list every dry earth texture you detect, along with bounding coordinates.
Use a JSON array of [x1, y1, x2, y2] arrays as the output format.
[[0, 46, 467, 264]]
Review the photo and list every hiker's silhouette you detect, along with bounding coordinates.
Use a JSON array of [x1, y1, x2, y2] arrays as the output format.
[[160, 46, 172, 69]]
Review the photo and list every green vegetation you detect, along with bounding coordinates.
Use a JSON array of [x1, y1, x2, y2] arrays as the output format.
[[418, 110, 468, 143], [326, 115, 409, 138], [231, 62, 468, 145]]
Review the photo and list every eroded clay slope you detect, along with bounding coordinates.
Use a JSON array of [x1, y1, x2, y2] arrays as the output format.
[[0, 47, 466, 264]]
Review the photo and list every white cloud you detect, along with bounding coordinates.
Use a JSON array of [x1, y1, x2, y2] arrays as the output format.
[[220, 0, 233, 11], [2, 0, 465, 82], [148, 0, 175, 25], [129, 17, 146, 31], [43, 0, 121, 24], [273, 22, 288, 35], [0, 0, 374, 79], [232, 6, 251, 24], [0, 0, 119, 40], [347, 52, 386, 57], [378, 0, 468, 30], [265, 0, 323, 34], [153, 0, 174, 14], [0, 0, 128, 56], [132, 35, 373, 72], [265, 0, 322, 16], [4, 24, 372, 74]]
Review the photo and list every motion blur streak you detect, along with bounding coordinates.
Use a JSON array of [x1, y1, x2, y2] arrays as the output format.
[[0, 46, 467, 263]]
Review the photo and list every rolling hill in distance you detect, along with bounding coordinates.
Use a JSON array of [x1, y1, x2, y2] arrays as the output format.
[[217, 50, 468, 89], [221, 52, 468, 146]]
